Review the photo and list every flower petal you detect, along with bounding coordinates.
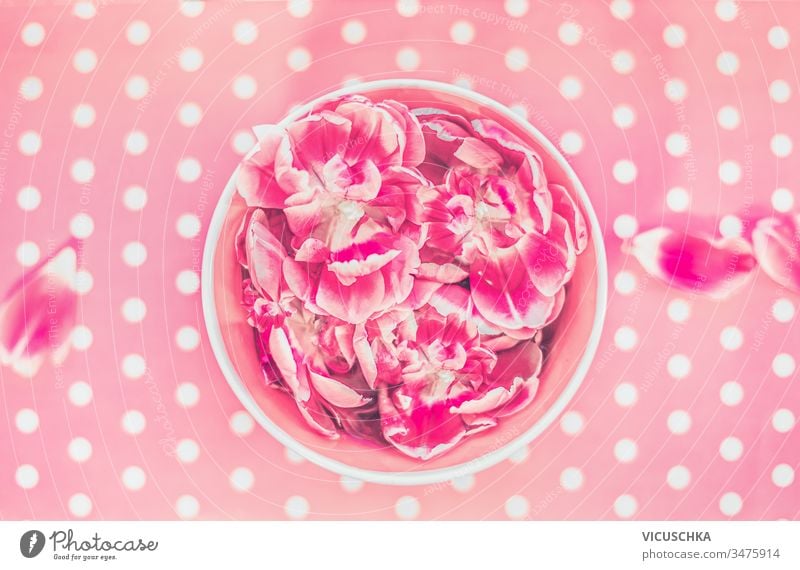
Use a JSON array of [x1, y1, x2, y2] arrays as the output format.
[[752, 215, 800, 292], [630, 227, 756, 298], [308, 369, 371, 408]]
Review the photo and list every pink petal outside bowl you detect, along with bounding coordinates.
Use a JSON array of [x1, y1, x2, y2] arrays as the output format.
[[201, 79, 608, 485]]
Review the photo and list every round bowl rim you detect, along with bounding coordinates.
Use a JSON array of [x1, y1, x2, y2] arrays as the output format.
[[201, 78, 608, 485]]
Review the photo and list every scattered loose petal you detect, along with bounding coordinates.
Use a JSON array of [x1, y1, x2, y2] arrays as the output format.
[[752, 215, 800, 292], [629, 227, 756, 299]]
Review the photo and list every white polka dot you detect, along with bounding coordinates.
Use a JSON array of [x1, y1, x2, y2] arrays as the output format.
[[175, 494, 199, 519], [176, 326, 200, 351], [73, 48, 97, 73], [232, 74, 257, 100], [175, 382, 200, 408], [341, 476, 365, 493], [614, 326, 638, 351], [178, 47, 203, 72], [177, 157, 202, 182], [72, 1, 96, 19], [121, 297, 147, 323], [769, 79, 791, 104], [771, 188, 794, 213], [288, 0, 313, 18], [719, 215, 743, 238], [559, 131, 583, 155], [19, 76, 43, 101], [123, 185, 147, 211], [720, 436, 743, 461], [230, 411, 255, 436], [71, 158, 95, 184], [667, 410, 691, 434], [122, 466, 146, 490], [716, 105, 740, 130], [122, 353, 146, 379], [772, 353, 796, 378], [15, 408, 39, 434], [176, 270, 200, 295], [121, 410, 146, 435], [176, 438, 200, 463], [720, 381, 743, 406], [612, 104, 635, 129], [285, 447, 304, 464], [505, 47, 529, 72], [615, 382, 638, 407], [614, 271, 637, 295], [233, 19, 258, 45], [16, 241, 40, 267], [772, 464, 794, 488], [124, 76, 149, 101], [122, 241, 147, 267], [17, 186, 41, 211], [73, 270, 94, 295], [772, 409, 795, 433], [287, 47, 312, 71], [663, 24, 686, 48], [611, 50, 635, 74], [768, 26, 790, 50], [339, 19, 366, 45], [176, 213, 201, 239], [609, 0, 633, 20], [68, 437, 93, 463], [504, 495, 529, 519], [230, 467, 254, 492], [558, 21, 582, 46], [770, 134, 793, 158], [715, 0, 738, 22], [719, 326, 743, 351], [664, 78, 688, 103], [504, 0, 528, 17], [772, 298, 795, 322], [126, 20, 150, 45], [450, 474, 475, 492], [285, 495, 310, 519], [716, 51, 739, 76], [719, 491, 741, 516], [613, 159, 637, 184], [71, 325, 93, 351], [667, 465, 691, 490], [718, 160, 741, 185], [21, 22, 46, 47], [69, 213, 94, 239], [124, 131, 148, 156], [561, 411, 584, 435], [69, 493, 93, 518], [15, 464, 39, 489], [614, 494, 637, 518], [508, 445, 529, 464], [178, 102, 203, 127], [559, 76, 583, 100], [665, 132, 690, 157], [232, 130, 256, 155], [68, 381, 93, 407], [614, 438, 638, 463], [72, 103, 96, 128], [560, 467, 584, 491], [613, 214, 638, 239], [666, 186, 691, 212], [18, 131, 41, 156]]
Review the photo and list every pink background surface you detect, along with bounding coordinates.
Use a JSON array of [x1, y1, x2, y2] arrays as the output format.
[[1, 0, 798, 520]]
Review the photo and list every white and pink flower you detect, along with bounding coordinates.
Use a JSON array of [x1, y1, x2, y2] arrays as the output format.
[[235, 94, 589, 459]]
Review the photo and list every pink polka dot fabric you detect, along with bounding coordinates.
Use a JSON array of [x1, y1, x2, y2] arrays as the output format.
[[1, 0, 798, 520]]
